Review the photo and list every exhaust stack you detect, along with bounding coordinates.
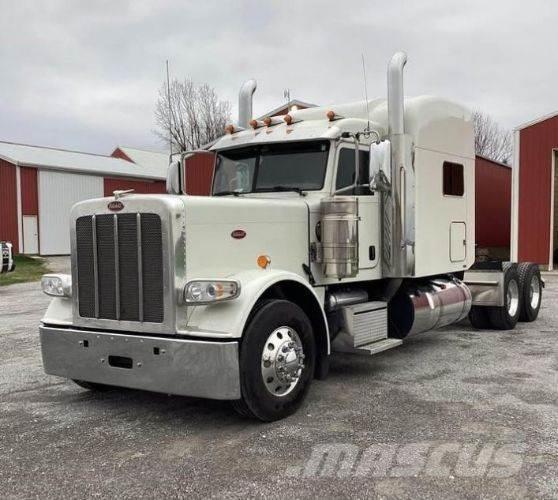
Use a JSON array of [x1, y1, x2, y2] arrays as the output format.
[[384, 51, 415, 277], [238, 79, 257, 128]]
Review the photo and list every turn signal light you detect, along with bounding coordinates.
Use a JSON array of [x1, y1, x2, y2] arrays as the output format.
[[257, 255, 271, 269]]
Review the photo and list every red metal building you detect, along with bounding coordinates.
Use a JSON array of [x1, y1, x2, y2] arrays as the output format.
[[475, 155, 511, 255], [0, 141, 166, 255], [512, 113, 558, 269]]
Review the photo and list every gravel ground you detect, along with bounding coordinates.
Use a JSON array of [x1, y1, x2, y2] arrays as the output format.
[[0, 274, 557, 499]]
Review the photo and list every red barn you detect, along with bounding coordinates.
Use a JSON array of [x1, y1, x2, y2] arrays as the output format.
[[0, 141, 166, 255], [475, 155, 511, 258], [512, 113, 558, 269]]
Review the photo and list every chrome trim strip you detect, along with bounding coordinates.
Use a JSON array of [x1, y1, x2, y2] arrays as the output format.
[[137, 213, 144, 322], [91, 214, 99, 318], [113, 214, 120, 320]]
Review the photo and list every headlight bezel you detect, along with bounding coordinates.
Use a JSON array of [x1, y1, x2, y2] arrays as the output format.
[[41, 274, 72, 297], [183, 279, 240, 305]]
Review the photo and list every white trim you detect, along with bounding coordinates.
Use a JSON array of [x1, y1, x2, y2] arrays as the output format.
[[515, 110, 558, 131], [549, 150, 556, 271], [15, 166, 23, 253], [510, 130, 520, 262]]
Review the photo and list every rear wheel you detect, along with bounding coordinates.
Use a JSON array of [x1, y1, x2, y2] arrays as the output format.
[[518, 263, 542, 322], [468, 305, 491, 329], [232, 299, 315, 422], [488, 265, 521, 330]]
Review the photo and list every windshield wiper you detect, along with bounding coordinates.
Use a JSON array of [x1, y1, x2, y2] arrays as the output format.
[[213, 191, 243, 197], [257, 186, 306, 196]]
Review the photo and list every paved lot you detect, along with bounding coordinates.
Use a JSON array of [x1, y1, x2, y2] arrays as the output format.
[[0, 274, 557, 498]]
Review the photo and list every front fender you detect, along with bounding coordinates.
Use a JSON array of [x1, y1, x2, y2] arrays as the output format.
[[182, 270, 328, 343]]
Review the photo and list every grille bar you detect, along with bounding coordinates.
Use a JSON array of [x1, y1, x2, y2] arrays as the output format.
[[137, 213, 144, 323], [92, 215, 99, 318], [76, 213, 164, 323], [113, 214, 120, 321]]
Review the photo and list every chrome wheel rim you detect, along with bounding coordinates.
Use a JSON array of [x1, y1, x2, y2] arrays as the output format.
[[261, 326, 305, 397], [507, 279, 520, 317], [529, 274, 541, 310]]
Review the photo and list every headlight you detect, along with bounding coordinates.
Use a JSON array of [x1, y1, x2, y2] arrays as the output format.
[[184, 280, 240, 304], [41, 274, 72, 297]]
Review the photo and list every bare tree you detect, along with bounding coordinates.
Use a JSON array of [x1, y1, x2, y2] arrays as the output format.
[[472, 110, 512, 164], [155, 79, 231, 152]]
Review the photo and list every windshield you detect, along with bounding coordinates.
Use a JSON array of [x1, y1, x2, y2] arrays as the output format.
[[212, 141, 330, 195]]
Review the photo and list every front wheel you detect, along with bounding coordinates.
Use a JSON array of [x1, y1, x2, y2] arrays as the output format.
[[232, 299, 315, 421]]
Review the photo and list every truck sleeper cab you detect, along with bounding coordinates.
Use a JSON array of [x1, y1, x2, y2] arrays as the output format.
[[39, 53, 543, 421]]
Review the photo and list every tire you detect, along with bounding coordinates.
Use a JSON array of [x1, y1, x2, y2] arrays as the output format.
[[468, 305, 491, 329], [72, 380, 115, 392], [232, 299, 315, 422], [518, 263, 542, 322], [488, 265, 521, 330]]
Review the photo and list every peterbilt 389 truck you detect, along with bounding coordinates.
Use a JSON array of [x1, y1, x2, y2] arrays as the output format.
[[39, 53, 543, 421]]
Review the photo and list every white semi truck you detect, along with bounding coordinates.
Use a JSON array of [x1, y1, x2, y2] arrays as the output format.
[[39, 53, 543, 421]]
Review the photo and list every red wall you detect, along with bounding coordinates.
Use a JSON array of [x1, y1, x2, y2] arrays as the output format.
[[110, 147, 134, 163], [0, 159, 19, 253], [20, 167, 38, 215], [475, 156, 511, 248], [185, 153, 215, 196], [104, 177, 166, 196], [518, 116, 558, 264]]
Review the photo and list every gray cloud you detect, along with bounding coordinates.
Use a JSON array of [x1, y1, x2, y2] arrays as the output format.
[[1, 0, 557, 154]]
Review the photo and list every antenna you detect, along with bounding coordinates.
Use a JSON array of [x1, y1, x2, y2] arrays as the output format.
[[361, 54, 371, 132], [166, 60, 173, 160], [283, 88, 291, 103]]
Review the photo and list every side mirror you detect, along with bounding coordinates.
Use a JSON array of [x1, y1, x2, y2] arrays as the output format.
[[369, 140, 391, 192], [166, 160, 182, 194]]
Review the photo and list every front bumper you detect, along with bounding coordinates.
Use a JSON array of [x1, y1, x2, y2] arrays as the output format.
[[40, 326, 240, 400]]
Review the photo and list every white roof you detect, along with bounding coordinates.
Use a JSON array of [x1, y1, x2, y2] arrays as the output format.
[[0, 141, 166, 180], [515, 110, 558, 131], [114, 146, 170, 172]]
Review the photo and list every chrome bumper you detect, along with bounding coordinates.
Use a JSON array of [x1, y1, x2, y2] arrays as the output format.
[[40, 326, 240, 400]]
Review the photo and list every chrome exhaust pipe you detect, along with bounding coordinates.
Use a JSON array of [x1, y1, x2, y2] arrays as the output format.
[[388, 52, 407, 135], [384, 51, 415, 277], [238, 79, 257, 128]]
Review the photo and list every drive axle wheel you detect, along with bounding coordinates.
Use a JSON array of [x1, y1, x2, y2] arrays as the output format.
[[518, 263, 542, 322], [232, 299, 315, 421], [488, 265, 521, 330]]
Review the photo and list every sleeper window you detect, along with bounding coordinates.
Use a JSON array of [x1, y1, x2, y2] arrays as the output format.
[[443, 161, 464, 196]]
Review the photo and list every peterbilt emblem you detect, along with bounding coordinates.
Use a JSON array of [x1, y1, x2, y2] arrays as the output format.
[[108, 201, 124, 212], [231, 229, 246, 239]]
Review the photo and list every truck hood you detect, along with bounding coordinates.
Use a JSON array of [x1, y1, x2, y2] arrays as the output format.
[[183, 195, 310, 280]]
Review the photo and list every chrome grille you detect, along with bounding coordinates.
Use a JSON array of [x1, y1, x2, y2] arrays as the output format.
[[76, 213, 164, 323]]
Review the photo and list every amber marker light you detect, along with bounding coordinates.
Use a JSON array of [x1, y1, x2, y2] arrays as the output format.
[[284, 114, 293, 125], [263, 117, 272, 126], [225, 124, 235, 134], [249, 119, 258, 129], [257, 255, 271, 269], [326, 110, 335, 121]]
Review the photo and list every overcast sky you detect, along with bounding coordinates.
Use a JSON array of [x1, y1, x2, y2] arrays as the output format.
[[2, 1, 557, 155]]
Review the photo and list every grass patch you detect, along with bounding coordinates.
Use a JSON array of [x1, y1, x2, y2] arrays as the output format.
[[0, 255, 50, 286]]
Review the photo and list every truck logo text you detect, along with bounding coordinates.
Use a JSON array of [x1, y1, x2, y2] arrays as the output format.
[[108, 201, 124, 212]]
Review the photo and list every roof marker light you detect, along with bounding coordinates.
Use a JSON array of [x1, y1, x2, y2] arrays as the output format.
[[225, 124, 235, 134], [249, 119, 258, 129], [284, 114, 293, 125], [326, 110, 336, 121], [263, 117, 272, 126]]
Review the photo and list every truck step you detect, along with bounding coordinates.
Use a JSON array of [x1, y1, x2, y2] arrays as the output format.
[[355, 338, 403, 355], [331, 335, 402, 355]]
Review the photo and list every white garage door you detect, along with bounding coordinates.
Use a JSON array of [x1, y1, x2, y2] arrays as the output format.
[[39, 170, 103, 255]]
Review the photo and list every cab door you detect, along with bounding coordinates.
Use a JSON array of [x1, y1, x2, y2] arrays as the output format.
[[334, 146, 379, 270]]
